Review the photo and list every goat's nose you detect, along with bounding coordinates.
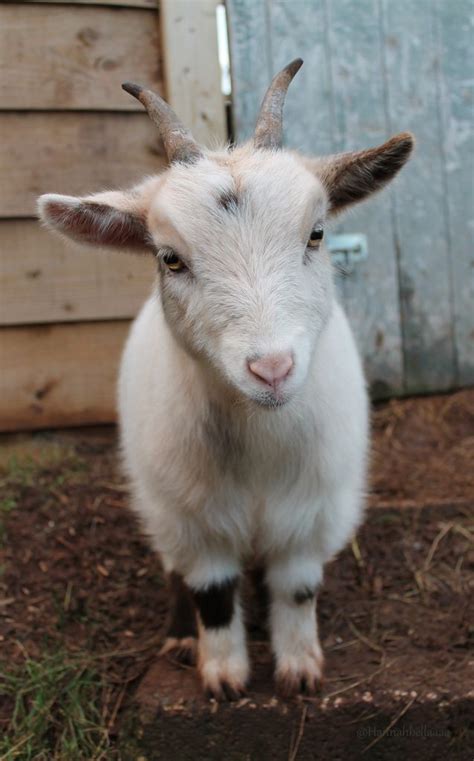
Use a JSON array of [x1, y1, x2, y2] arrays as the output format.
[[248, 352, 294, 387]]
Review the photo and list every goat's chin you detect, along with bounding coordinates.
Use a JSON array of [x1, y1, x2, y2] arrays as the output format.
[[254, 396, 289, 410], [245, 388, 292, 410]]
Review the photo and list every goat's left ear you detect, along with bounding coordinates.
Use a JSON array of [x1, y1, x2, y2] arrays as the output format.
[[37, 184, 156, 252], [306, 132, 414, 216]]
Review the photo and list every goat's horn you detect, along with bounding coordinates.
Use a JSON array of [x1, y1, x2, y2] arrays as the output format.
[[254, 58, 303, 150], [122, 82, 202, 165]]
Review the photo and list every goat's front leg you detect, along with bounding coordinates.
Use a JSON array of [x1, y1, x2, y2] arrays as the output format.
[[267, 553, 324, 696], [183, 558, 249, 701]]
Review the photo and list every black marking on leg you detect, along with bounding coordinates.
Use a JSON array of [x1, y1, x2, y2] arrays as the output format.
[[293, 586, 316, 605], [167, 572, 197, 639], [192, 577, 237, 629]]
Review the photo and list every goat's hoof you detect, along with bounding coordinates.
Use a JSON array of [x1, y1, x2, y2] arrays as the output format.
[[200, 659, 249, 702], [205, 680, 247, 702], [275, 649, 324, 698], [159, 636, 197, 666]]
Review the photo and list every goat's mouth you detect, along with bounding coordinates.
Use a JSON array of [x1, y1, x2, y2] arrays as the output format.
[[251, 391, 290, 410]]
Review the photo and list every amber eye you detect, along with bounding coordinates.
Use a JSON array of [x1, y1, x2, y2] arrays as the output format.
[[162, 250, 186, 272], [307, 226, 324, 248]]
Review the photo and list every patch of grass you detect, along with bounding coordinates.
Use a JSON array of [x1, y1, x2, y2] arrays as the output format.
[[0, 456, 37, 489], [0, 497, 17, 513], [0, 439, 88, 490], [0, 652, 114, 761]]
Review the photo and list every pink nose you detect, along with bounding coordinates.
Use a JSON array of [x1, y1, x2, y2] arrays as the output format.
[[248, 352, 294, 387]]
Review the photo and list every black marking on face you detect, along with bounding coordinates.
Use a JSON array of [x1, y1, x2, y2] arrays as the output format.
[[218, 191, 239, 212], [167, 572, 198, 639], [192, 577, 237, 629], [293, 586, 316, 605]]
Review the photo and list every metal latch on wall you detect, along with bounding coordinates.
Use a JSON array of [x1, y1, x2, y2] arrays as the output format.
[[326, 233, 368, 275]]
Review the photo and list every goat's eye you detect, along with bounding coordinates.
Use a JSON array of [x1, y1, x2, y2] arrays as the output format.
[[307, 226, 324, 248], [162, 250, 186, 272]]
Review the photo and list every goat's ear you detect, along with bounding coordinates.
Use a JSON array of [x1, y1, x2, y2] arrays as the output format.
[[307, 132, 414, 216], [37, 187, 155, 251]]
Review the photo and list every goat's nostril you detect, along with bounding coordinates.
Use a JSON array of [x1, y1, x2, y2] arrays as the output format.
[[248, 352, 294, 387]]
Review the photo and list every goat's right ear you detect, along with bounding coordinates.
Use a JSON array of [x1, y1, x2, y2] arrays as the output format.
[[37, 190, 154, 252]]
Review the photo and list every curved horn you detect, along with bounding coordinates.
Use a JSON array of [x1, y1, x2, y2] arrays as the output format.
[[254, 58, 303, 150], [122, 83, 202, 165]]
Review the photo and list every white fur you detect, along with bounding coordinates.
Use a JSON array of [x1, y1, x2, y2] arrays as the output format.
[[118, 263, 367, 577], [38, 143, 379, 696], [271, 598, 324, 693], [197, 598, 249, 698]]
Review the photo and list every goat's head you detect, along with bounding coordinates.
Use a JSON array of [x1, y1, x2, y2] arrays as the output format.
[[38, 59, 413, 408]]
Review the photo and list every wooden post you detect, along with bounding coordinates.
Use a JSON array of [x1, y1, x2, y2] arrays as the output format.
[[160, 0, 227, 147]]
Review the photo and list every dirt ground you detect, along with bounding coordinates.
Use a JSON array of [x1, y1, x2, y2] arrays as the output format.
[[0, 389, 473, 760]]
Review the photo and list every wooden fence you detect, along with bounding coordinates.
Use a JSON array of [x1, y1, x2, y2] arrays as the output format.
[[0, 0, 226, 431], [1, 0, 472, 432]]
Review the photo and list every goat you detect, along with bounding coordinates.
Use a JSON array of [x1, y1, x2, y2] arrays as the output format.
[[38, 59, 414, 700]]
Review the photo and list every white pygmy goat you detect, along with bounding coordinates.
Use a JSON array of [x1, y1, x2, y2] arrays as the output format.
[[38, 59, 414, 700]]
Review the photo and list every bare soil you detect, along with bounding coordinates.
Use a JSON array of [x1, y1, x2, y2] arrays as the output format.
[[1, 389, 473, 759]]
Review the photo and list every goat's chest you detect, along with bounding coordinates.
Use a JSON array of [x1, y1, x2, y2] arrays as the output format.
[[201, 403, 315, 492], [197, 405, 322, 554]]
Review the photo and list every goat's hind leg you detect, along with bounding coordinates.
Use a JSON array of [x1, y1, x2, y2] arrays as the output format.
[[160, 572, 198, 665]]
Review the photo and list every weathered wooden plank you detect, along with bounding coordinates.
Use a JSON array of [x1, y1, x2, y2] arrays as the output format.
[[227, 0, 470, 396], [29, 0, 157, 7], [0, 4, 162, 110], [262, 2, 349, 365], [381, 0, 456, 393], [436, 0, 474, 386], [225, 0, 404, 396], [0, 219, 155, 326], [226, 0, 271, 141], [322, 0, 404, 396], [161, 0, 227, 146], [0, 321, 130, 431], [264, 0, 333, 156], [0, 112, 167, 218]]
